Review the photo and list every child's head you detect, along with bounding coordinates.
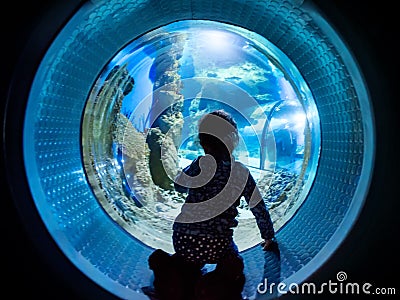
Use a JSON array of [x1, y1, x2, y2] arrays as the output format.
[[198, 110, 239, 158]]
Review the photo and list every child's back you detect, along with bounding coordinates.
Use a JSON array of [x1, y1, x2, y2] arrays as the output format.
[[173, 110, 275, 266], [147, 110, 276, 300]]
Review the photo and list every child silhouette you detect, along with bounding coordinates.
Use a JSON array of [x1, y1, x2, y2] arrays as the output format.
[[147, 110, 276, 300]]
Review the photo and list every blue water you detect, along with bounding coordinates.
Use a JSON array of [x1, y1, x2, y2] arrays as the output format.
[[104, 20, 308, 174]]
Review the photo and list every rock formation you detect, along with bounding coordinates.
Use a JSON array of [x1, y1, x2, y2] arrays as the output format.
[[146, 33, 186, 190]]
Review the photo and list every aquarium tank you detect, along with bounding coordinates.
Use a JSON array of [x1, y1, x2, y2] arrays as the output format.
[[81, 20, 321, 253]]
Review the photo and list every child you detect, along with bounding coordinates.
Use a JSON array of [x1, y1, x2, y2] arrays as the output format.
[[172, 110, 276, 298], [146, 110, 275, 300]]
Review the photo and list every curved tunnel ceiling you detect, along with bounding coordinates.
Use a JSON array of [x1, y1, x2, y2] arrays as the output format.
[[5, 0, 375, 299]]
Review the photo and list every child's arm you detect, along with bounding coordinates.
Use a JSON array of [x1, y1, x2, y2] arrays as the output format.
[[243, 172, 275, 243], [174, 174, 189, 193]]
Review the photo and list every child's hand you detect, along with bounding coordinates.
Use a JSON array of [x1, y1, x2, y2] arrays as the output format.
[[261, 239, 276, 251]]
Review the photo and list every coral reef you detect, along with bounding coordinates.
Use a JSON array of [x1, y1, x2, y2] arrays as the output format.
[[82, 64, 141, 224], [146, 33, 186, 190]]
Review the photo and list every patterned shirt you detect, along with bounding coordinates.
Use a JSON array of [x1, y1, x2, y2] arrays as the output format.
[[173, 155, 275, 240]]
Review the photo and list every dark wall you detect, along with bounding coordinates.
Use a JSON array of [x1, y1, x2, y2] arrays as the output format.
[[287, 1, 399, 299], [1, 2, 117, 299]]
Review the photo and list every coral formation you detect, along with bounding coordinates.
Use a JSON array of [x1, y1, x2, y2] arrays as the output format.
[[146, 33, 186, 190]]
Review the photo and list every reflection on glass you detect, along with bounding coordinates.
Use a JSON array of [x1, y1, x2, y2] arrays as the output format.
[[81, 20, 320, 252]]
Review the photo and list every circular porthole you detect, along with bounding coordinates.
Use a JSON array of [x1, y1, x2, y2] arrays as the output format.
[[81, 20, 320, 253], [14, 0, 374, 299]]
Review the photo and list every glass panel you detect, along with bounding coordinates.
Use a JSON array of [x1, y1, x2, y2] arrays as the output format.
[[81, 20, 320, 252]]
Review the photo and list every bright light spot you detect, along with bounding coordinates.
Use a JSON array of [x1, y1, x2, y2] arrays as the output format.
[[287, 100, 298, 106], [292, 112, 306, 125], [203, 30, 231, 50], [196, 30, 239, 59], [270, 118, 289, 128]]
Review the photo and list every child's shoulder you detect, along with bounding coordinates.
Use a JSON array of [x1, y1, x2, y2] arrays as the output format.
[[233, 160, 247, 169], [232, 160, 252, 175], [186, 155, 208, 170]]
